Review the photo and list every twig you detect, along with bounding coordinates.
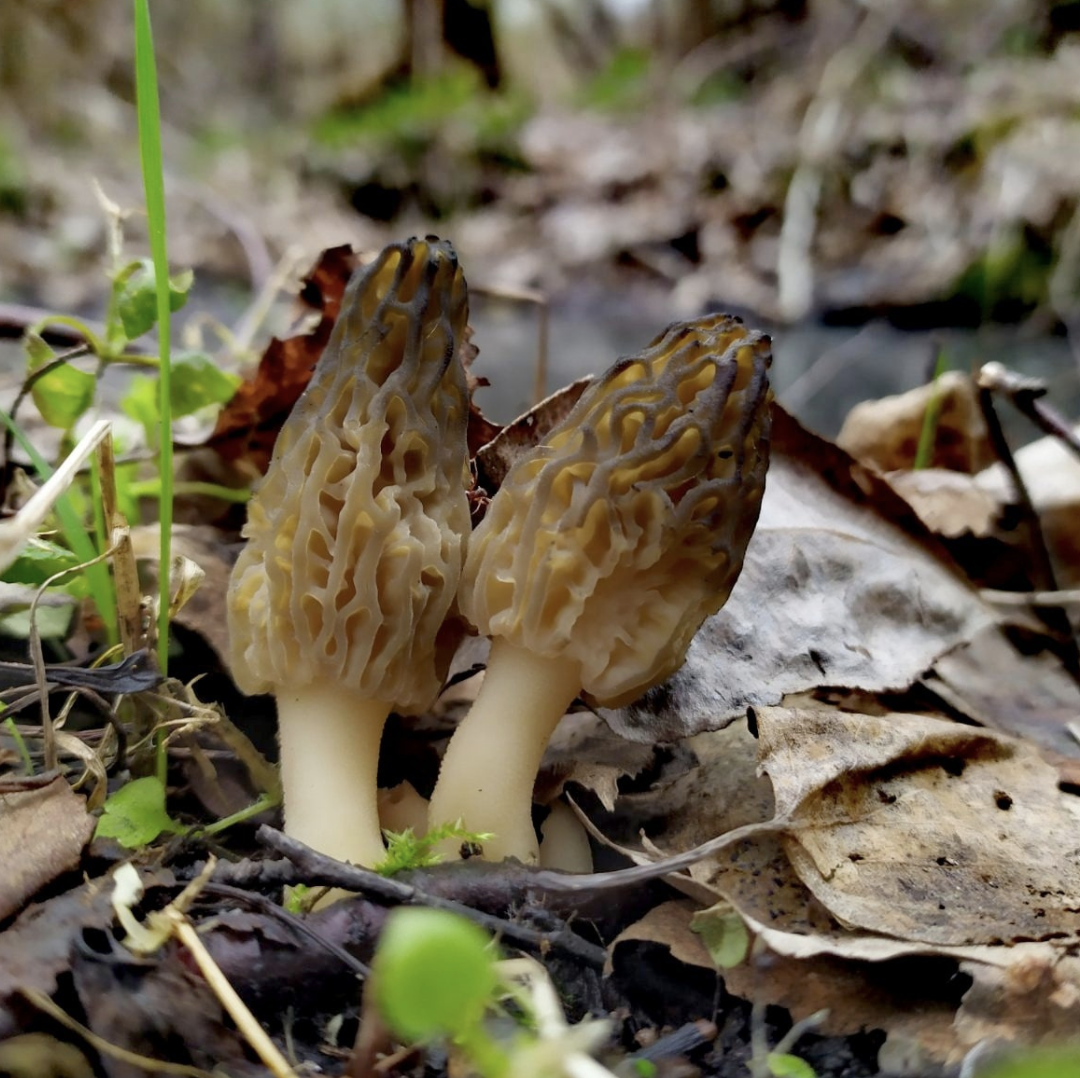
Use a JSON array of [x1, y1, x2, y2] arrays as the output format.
[[981, 587, 1080, 607], [202, 882, 370, 978], [979, 361, 1080, 463], [256, 827, 610, 969], [977, 383, 1080, 682]]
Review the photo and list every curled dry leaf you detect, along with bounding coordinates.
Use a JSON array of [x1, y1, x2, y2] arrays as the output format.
[[603, 406, 999, 743], [837, 370, 995, 474], [473, 376, 593, 493], [885, 468, 1002, 539]]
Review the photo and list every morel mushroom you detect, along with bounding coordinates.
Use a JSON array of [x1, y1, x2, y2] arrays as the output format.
[[228, 237, 471, 869], [427, 314, 772, 862]]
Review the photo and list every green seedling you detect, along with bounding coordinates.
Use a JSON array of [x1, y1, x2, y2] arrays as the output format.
[[913, 348, 950, 471], [691, 900, 751, 969]]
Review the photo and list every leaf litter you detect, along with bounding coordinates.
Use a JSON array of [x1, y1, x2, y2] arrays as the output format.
[[3, 247, 1080, 1077]]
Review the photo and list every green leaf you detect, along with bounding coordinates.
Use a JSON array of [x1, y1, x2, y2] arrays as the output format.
[[690, 902, 751, 969], [0, 603, 74, 640], [980, 1046, 1080, 1078], [2, 537, 84, 586], [120, 374, 161, 446], [95, 775, 186, 848], [170, 353, 240, 417], [26, 332, 95, 431], [374, 908, 498, 1042], [767, 1053, 818, 1078], [116, 259, 192, 341]]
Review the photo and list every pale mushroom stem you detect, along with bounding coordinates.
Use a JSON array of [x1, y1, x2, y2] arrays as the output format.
[[428, 637, 581, 863], [276, 683, 391, 868]]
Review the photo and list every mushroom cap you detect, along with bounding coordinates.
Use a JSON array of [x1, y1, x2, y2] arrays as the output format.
[[227, 238, 471, 712], [459, 314, 772, 708]]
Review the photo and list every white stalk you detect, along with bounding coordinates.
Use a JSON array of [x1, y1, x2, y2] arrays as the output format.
[[276, 683, 390, 869], [428, 638, 580, 863]]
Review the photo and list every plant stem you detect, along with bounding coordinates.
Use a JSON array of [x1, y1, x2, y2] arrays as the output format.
[[132, 0, 173, 677]]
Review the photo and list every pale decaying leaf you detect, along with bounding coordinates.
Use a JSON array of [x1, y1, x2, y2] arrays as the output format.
[[885, 468, 1002, 539], [602, 702, 1080, 1063], [927, 625, 1080, 757], [756, 706, 1080, 947], [603, 411, 998, 743], [607, 900, 714, 976]]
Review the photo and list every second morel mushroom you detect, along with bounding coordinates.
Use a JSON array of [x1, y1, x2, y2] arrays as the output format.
[[228, 237, 471, 869], [427, 314, 773, 863]]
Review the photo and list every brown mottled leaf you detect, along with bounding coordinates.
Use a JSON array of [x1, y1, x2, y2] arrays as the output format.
[[0, 778, 95, 921], [757, 706, 1080, 947]]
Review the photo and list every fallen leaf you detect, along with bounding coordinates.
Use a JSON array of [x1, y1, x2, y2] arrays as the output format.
[[0, 777, 95, 921], [954, 952, 1080, 1054], [608, 899, 714, 975], [927, 624, 1080, 757], [755, 706, 1080, 947], [473, 377, 592, 494], [885, 468, 1002, 538], [0, 867, 174, 1038]]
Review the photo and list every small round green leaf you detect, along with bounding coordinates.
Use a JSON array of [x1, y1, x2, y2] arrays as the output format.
[[980, 1046, 1080, 1078], [767, 1052, 818, 1078], [169, 353, 240, 417], [691, 901, 751, 969], [117, 259, 192, 341], [373, 908, 497, 1043]]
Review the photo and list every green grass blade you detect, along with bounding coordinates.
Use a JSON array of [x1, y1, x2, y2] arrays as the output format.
[[133, 0, 173, 676], [913, 349, 950, 471]]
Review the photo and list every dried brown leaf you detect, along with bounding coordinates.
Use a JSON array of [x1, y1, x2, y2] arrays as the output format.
[[0, 778, 95, 922]]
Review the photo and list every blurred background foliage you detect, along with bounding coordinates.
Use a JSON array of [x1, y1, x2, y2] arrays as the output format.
[[4, 0, 1080, 338]]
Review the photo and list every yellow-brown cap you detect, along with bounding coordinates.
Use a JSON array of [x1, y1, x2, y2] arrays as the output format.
[[227, 238, 471, 712], [460, 314, 772, 707]]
